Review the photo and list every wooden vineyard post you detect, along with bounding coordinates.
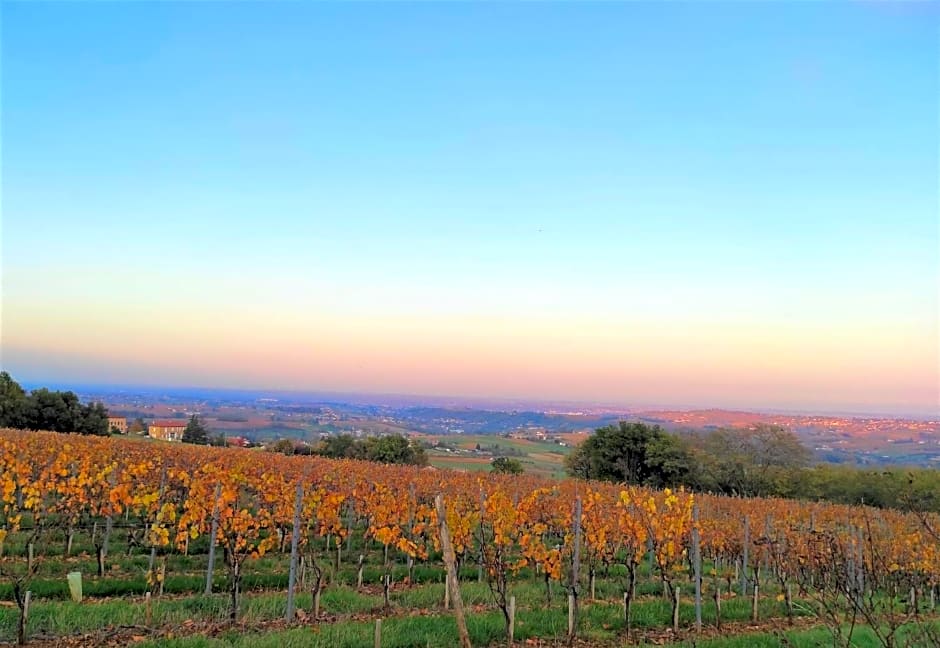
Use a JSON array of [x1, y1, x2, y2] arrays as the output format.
[[145, 591, 152, 626], [444, 572, 450, 609], [567, 594, 575, 638], [205, 483, 221, 595], [102, 470, 115, 574], [285, 479, 303, 622], [740, 517, 749, 597], [672, 587, 680, 633], [357, 554, 365, 590], [374, 618, 382, 648], [856, 527, 865, 597], [435, 494, 472, 648], [23, 590, 31, 627], [568, 497, 582, 646], [478, 491, 485, 584], [345, 503, 355, 555], [148, 544, 158, 582], [692, 503, 702, 631], [508, 595, 516, 646], [751, 581, 759, 622], [714, 585, 721, 630], [623, 591, 630, 635], [96, 543, 106, 578]]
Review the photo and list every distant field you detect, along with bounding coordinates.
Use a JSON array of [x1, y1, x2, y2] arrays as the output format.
[[426, 455, 492, 473], [425, 433, 572, 478], [554, 431, 591, 445]]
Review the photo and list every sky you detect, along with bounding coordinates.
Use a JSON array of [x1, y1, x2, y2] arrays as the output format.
[[2, 2, 938, 416]]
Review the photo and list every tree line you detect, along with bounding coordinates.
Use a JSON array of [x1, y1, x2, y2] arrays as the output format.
[[0, 372, 110, 435], [267, 432, 429, 466], [566, 421, 940, 512]]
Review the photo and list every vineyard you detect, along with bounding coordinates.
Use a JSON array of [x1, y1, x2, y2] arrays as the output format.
[[1, 428, 938, 647]]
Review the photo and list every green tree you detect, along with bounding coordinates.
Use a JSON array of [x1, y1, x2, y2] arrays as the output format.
[[365, 434, 428, 466], [317, 434, 364, 459], [0, 372, 29, 428], [644, 433, 695, 487], [77, 402, 110, 436], [26, 388, 76, 432], [2, 373, 111, 434], [566, 421, 690, 485], [565, 421, 692, 486], [182, 415, 210, 445], [692, 425, 811, 496], [316, 433, 427, 466], [491, 457, 524, 474], [267, 438, 295, 455]]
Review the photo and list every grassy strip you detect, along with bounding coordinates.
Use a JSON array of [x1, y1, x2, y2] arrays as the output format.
[[2, 557, 720, 604], [0, 582, 811, 644], [0, 572, 290, 601], [651, 620, 940, 648]]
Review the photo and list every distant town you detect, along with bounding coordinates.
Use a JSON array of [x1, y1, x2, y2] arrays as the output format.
[[80, 386, 939, 469]]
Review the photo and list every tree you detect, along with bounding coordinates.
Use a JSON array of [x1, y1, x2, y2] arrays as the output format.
[[564, 444, 593, 479], [491, 457, 524, 474], [0, 372, 29, 429], [693, 425, 810, 496], [77, 402, 110, 436], [24, 388, 83, 433], [565, 422, 693, 486], [315, 433, 427, 465], [182, 415, 210, 445], [1, 374, 110, 435], [643, 433, 694, 488], [267, 438, 294, 455], [128, 417, 147, 434], [317, 434, 363, 459], [365, 434, 428, 466]]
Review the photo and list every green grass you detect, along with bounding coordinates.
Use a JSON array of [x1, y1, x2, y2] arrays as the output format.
[[3, 526, 937, 647], [653, 620, 940, 647], [121, 614, 940, 648], [0, 577, 822, 645], [0, 570, 292, 601]]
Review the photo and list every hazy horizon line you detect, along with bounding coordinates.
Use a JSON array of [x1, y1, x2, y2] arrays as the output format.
[[14, 376, 939, 422]]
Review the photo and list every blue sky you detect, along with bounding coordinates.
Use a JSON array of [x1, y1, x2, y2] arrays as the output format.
[[2, 2, 938, 414]]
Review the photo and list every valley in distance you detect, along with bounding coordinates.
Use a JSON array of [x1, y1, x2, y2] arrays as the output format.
[[57, 383, 940, 477]]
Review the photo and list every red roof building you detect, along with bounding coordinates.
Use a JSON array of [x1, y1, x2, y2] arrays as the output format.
[[148, 420, 186, 442]]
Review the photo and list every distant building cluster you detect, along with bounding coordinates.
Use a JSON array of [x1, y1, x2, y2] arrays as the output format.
[[148, 420, 186, 442], [104, 412, 255, 446]]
